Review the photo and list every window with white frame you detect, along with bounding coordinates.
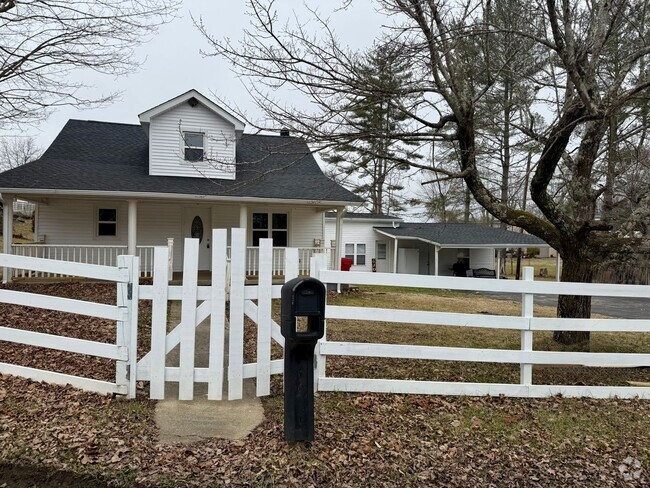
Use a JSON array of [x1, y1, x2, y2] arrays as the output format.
[[183, 131, 204, 162], [377, 242, 387, 260], [97, 208, 117, 237], [252, 212, 288, 246], [345, 243, 366, 265]]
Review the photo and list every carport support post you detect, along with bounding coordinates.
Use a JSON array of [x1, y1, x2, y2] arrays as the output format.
[[520, 267, 534, 387], [127, 200, 138, 256], [496, 250, 501, 279], [393, 238, 399, 273], [2, 194, 14, 284], [334, 207, 345, 270]]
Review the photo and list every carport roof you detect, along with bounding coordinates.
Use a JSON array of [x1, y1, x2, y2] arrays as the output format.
[[374, 223, 549, 248]]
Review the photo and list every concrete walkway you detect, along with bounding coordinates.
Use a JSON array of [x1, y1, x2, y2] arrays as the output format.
[[154, 302, 264, 444]]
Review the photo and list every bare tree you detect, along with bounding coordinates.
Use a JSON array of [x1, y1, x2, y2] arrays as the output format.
[[201, 0, 650, 346], [0, 136, 40, 171], [0, 0, 179, 128]]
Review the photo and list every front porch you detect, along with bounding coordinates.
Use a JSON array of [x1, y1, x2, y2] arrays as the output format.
[[1, 194, 346, 283]]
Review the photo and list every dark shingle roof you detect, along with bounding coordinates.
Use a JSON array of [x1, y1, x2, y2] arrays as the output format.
[[0, 120, 361, 203], [374, 223, 548, 247], [324, 211, 402, 220]]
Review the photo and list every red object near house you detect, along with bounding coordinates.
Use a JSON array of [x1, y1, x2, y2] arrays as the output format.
[[340, 257, 353, 271]]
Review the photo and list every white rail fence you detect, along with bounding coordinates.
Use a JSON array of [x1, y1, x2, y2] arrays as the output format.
[[0, 252, 139, 397], [311, 263, 650, 399], [11, 244, 159, 279], [232, 246, 332, 276], [3, 227, 649, 402]]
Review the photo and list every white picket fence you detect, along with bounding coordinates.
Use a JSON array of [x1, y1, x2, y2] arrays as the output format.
[[136, 229, 299, 400], [0, 252, 139, 397], [310, 264, 650, 399]]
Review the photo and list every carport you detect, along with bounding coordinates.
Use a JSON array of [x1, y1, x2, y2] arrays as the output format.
[[373, 223, 553, 278]]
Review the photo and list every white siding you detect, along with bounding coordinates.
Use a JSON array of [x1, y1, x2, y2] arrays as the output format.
[[38, 200, 128, 245], [325, 219, 389, 272], [291, 207, 324, 247], [211, 205, 240, 245], [470, 248, 495, 270], [149, 102, 236, 179], [138, 203, 183, 270]]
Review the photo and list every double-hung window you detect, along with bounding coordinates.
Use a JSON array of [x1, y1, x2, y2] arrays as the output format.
[[97, 208, 117, 237], [345, 243, 366, 265], [252, 212, 288, 246], [183, 131, 204, 162]]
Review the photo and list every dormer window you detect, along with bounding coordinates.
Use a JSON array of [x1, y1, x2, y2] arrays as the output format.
[[183, 131, 204, 162]]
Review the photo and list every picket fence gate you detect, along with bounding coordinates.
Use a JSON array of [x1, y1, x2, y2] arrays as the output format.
[[135, 229, 313, 401]]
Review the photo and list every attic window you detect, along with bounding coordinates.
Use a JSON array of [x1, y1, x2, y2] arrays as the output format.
[[183, 131, 204, 162]]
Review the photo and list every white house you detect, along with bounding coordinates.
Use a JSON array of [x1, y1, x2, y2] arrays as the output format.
[[325, 212, 550, 277], [0, 90, 361, 280]]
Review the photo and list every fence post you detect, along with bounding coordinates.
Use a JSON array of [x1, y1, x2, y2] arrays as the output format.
[[149, 246, 169, 400], [117, 254, 139, 398], [228, 228, 246, 400], [520, 266, 534, 389], [167, 238, 174, 282], [310, 254, 328, 392], [256, 238, 273, 396]]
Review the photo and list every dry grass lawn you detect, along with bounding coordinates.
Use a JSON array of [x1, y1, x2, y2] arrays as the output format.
[[325, 286, 650, 387], [1, 283, 650, 486]]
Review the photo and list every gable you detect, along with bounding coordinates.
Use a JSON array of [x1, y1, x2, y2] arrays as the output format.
[[147, 100, 237, 180]]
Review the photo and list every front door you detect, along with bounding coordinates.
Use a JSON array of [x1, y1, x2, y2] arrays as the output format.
[[376, 241, 389, 273], [183, 207, 211, 270]]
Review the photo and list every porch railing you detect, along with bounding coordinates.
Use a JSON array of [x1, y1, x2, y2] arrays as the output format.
[[10, 244, 157, 278], [8, 243, 334, 279], [226, 247, 334, 276]]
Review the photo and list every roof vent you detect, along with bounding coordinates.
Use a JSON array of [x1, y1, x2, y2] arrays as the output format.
[[188, 96, 199, 107], [280, 129, 290, 137]]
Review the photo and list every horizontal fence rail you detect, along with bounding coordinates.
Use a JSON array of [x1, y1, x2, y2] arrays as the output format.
[[0, 252, 139, 397], [314, 265, 650, 400]]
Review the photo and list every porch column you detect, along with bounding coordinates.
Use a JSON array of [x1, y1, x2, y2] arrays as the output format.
[[127, 200, 138, 256], [239, 205, 248, 247], [556, 253, 561, 282], [2, 194, 14, 284], [434, 245, 439, 276], [335, 207, 345, 270], [393, 238, 399, 273], [496, 249, 501, 279]]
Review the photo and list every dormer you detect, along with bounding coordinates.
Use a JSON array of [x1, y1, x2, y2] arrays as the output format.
[[138, 90, 245, 180]]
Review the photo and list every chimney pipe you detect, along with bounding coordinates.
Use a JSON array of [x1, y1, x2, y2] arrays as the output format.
[[280, 129, 290, 137]]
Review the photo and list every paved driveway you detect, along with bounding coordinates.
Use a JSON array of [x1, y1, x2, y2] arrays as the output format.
[[474, 290, 649, 319]]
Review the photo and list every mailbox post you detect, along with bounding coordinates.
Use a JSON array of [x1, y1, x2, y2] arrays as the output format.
[[281, 276, 326, 442]]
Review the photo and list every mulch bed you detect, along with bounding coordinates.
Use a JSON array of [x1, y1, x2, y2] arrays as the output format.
[[0, 282, 649, 486]]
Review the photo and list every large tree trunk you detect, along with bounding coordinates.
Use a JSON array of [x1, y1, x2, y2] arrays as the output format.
[[553, 255, 594, 346]]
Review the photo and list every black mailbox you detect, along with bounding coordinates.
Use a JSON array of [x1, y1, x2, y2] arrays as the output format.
[[281, 276, 326, 442], [281, 277, 326, 341]]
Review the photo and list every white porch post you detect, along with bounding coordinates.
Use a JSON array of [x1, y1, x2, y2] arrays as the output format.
[[496, 249, 501, 279], [393, 237, 399, 273], [239, 205, 248, 245], [335, 207, 345, 270], [434, 245, 439, 276], [2, 194, 14, 284], [556, 253, 562, 282], [127, 200, 138, 256]]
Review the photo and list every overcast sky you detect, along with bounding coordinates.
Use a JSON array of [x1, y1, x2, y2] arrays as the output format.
[[24, 0, 428, 218], [31, 0, 385, 149]]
